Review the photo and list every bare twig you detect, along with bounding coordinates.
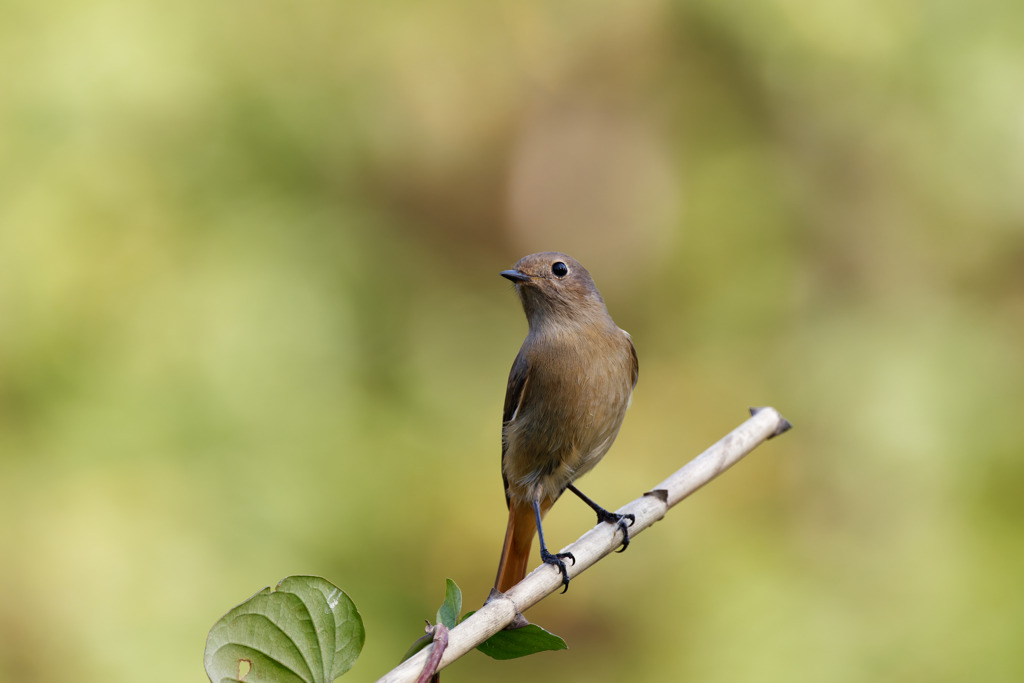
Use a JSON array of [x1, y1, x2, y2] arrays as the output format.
[[414, 623, 448, 683], [375, 406, 791, 683]]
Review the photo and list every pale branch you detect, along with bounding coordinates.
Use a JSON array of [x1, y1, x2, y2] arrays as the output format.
[[376, 406, 792, 683]]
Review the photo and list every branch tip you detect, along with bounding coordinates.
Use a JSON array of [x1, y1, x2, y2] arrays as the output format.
[[771, 417, 793, 438], [747, 407, 792, 438]]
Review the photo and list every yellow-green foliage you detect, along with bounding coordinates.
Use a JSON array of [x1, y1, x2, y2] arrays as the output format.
[[1, 1, 1021, 681]]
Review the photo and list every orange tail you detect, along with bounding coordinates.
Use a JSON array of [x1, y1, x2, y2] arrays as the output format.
[[494, 498, 553, 593]]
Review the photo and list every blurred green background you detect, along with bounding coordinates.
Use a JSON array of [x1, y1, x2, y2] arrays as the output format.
[[2, 1, 1022, 681]]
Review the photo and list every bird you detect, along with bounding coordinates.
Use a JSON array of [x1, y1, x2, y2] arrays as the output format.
[[493, 252, 638, 595]]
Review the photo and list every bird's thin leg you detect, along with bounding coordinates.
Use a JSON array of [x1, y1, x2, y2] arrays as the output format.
[[533, 497, 575, 593], [565, 484, 635, 552]]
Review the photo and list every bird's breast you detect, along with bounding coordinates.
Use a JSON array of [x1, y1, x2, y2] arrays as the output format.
[[502, 326, 634, 503]]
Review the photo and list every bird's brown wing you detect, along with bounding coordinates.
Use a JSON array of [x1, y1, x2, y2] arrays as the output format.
[[501, 347, 530, 504], [494, 347, 542, 592], [625, 330, 639, 390], [503, 347, 530, 425]]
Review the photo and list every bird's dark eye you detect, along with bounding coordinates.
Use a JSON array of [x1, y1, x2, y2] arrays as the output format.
[[551, 261, 569, 278]]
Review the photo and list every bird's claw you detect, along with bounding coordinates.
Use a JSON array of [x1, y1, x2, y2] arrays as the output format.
[[540, 549, 576, 593], [596, 510, 635, 552]]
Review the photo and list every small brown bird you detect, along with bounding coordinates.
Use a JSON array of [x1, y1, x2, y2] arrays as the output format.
[[494, 252, 638, 594]]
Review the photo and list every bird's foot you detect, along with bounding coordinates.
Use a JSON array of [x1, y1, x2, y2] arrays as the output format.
[[564, 484, 636, 553], [540, 548, 576, 593], [595, 509, 636, 552]]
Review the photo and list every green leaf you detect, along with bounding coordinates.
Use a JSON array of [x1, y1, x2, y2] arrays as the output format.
[[399, 631, 434, 663], [204, 576, 365, 683], [399, 579, 462, 664], [463, 611, 568, 660], [435, 578, 462, 630]]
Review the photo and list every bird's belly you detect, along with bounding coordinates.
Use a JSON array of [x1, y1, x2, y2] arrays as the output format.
[[503, 367, 631, 505]]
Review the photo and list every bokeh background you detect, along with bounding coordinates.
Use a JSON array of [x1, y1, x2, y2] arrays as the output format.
[[2, 1, 1022, 681]]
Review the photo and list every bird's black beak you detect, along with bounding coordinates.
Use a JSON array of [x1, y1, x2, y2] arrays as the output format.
[[500, 269, 531, 283]]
